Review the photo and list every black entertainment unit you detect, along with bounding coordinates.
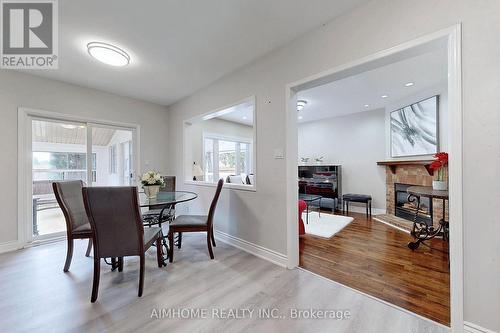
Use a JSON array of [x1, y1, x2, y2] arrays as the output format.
[[298, 165, 342, 211]]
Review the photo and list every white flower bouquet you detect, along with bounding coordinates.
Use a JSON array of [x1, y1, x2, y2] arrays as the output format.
[[140, 171, 165, 187]]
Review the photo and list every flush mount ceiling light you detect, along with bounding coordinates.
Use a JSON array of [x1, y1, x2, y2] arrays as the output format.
[[297, 100, 308, 111], [381, 95, 388, 98], [242, 116, 248, 120], [405, 82, 415, 87], [298, 116, 303, 120], [87, 42, 130, 67], [364, 104, 369, 108]]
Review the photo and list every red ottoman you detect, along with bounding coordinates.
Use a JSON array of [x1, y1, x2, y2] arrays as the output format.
[[298, 199, 307, 235]]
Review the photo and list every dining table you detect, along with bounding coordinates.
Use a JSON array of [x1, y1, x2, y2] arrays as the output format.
[[139, 190, 198, 266]]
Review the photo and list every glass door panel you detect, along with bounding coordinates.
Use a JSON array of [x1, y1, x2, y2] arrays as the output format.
[[32, 119, 87, 238], [91, 126, 134, 186]]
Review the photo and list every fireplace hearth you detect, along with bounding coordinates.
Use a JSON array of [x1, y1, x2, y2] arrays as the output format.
[[394, 183, 433, 226]]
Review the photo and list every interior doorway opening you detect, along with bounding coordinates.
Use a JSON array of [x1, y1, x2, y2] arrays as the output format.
[[286, 26, 462, 330]]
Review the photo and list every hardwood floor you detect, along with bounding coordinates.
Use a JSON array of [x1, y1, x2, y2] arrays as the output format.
[[299, 211, 450, 326], [0, 234, 448, 332]]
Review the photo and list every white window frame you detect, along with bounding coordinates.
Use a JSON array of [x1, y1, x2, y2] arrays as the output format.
[[109, 144, 117, 174], [202, 132, 253, 182]]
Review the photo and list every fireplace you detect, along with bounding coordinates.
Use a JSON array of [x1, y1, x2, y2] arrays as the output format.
[[394, 183, 433, 226]]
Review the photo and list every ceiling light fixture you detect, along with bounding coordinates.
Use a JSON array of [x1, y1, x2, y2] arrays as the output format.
[[364, 104, 369, 108], [87, 42, 130, 67], [297, 100, 308, 111], [381, 95, 388, 98], [405, 82, 414, 87], [242, 116, 247, 120], [298, 116, 303, 120]]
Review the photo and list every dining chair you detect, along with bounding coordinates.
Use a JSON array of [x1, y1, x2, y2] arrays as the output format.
[[52, 180, 93, 272], [82, 186, 163, 302], [168, 178, 223, 262]]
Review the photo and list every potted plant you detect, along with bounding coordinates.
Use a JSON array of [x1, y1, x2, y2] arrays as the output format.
[[141, 171, 164, 199], [429, 152, 448, 191]]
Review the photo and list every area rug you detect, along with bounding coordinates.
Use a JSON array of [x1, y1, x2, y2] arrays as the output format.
[[303, 213, 354, 238]]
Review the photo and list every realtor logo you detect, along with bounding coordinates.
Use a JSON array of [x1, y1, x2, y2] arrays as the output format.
[[1, 0, 58, 68]]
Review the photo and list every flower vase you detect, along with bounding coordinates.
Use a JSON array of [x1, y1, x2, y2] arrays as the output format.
[[144, 185, 160, 199], [432, 180, 448, 191]]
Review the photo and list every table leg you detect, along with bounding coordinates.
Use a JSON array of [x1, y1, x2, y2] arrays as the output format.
[[318, 198, 321, 218], [408, 194, 445, 250], [306, 203, 309, 224]]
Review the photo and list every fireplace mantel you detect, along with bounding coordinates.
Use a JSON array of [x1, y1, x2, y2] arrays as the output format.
[[377, 159, 435, 176]]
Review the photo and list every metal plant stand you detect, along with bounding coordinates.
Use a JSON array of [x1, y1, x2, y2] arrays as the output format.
[[406, 186, 449, 250]]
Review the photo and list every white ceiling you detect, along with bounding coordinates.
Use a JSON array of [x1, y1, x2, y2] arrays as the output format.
[[217, 102, 254, 126], [24, 0, 369, 106], [297, 47, 448, 123], [32, 120, 116, 146]]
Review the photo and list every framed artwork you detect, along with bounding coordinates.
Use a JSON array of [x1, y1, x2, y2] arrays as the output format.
[[390, 95, 439, 157]]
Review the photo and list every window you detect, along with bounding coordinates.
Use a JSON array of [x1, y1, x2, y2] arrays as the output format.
[[32, 152, 96, 181], [109, 144, 117, 174], [203, 136, 252, 181]]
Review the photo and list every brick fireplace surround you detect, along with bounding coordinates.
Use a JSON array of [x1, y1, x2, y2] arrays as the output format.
[[385, 164, 448, 227]]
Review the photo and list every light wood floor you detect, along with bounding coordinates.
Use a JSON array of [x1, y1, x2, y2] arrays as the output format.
[[300, 211, 450, 326], [0, 234, 448, 333]]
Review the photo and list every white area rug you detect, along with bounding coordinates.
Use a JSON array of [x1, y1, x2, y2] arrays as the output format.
[[303, 213, 354, 238]]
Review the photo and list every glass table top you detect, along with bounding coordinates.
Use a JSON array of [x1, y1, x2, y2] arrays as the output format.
[[139, 191, 198, 207], [299, 193, 322, 201]]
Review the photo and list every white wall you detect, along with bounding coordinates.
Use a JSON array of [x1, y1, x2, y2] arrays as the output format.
[[385, 83, 448, 158], [298, 109, 386, 211], [0, 70, 169, 245], [167, 0, 500, 330]]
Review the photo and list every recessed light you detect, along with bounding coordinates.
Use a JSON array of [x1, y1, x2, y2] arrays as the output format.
[[242, 116, 247, 120], [297, 100, 307, 111], [87, 42, 130, 67], [405, 82, 414, 87], [298, 116, 303, 120], [364, 104, 369, 108], [381, 95, 388, 98]]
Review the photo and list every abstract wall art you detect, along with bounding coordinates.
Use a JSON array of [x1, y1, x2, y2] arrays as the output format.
[[390, 95, 439, 157]]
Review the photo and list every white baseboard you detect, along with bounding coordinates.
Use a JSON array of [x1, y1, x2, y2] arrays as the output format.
[[214, 230, 287, 268], [464, 321, 498, 333], [0, 240, 23, 254]]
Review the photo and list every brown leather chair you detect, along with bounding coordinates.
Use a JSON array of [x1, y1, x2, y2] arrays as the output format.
[[82, 186, 163, 303], [52, 181, 93, 272], [168, 179, 223, 262]]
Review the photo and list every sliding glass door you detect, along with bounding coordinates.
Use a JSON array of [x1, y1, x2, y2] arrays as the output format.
[[91, 125, 134, 186], [29, 117, 137, 240]]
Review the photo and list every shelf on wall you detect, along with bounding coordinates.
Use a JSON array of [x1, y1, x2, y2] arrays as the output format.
[[377, 159, 435, 176]]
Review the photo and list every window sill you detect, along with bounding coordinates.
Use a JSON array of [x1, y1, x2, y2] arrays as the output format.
[[184, 180, 256, 192]]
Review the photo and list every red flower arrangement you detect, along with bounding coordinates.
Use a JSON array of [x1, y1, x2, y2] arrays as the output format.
[[429, 152, 448, 181]]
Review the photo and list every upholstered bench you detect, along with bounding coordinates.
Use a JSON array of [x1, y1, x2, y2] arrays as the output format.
[[342, 194, 372, 218]]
